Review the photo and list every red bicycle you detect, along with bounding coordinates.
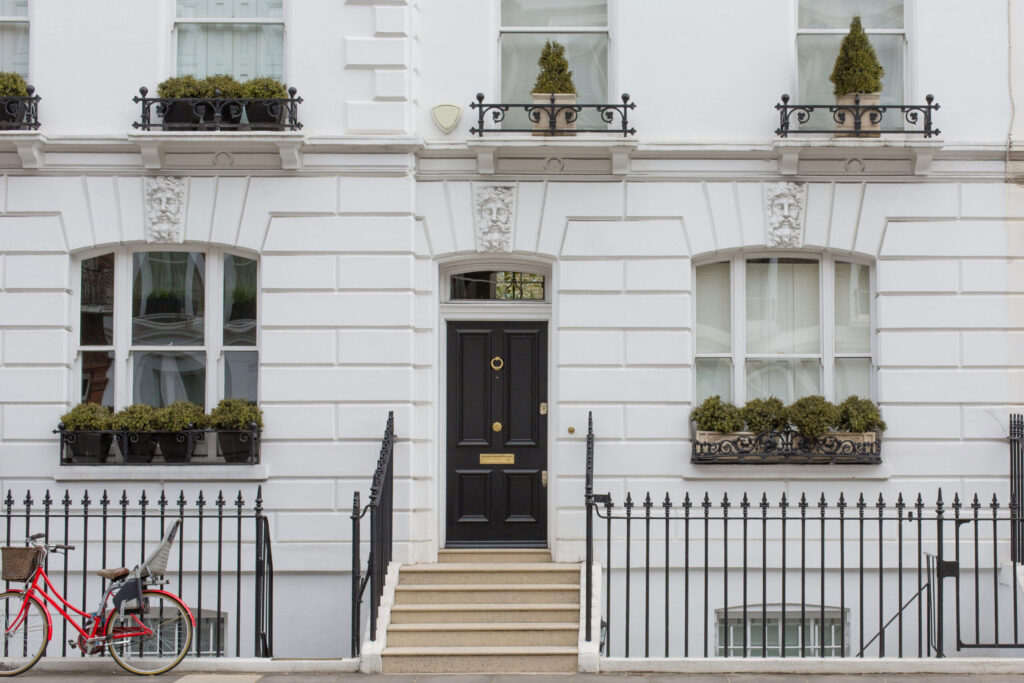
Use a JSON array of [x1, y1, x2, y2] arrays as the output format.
[[1, 519, 193, 676]]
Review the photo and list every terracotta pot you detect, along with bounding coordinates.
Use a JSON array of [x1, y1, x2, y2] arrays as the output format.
[[835, 92, 881, 138], [531, 93, 577, 136]]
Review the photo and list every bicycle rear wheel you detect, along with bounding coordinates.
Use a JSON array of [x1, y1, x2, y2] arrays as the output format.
[[0, 591, 47, 676], [106, 590, 193, 676]]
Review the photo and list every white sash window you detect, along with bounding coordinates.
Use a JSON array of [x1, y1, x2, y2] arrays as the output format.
[[175, 0, 284, 80], [0, 0, 28, 78]]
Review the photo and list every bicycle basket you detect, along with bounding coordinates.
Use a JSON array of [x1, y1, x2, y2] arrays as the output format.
[[2, 547, 42, 582]]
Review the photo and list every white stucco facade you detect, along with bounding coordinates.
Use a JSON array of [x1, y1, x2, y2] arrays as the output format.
[[1, 0, 1023, 659]]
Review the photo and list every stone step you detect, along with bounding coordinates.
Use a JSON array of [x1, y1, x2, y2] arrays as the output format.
[[381, 646, 578, 674], [399, 563, 579, 585], [438, 548, 552, 564], [387, 622, 579, 647], [393, 583, 579, 605], [389, 603, 580, 624]]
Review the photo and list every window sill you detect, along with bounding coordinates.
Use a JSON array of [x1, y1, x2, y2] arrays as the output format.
[[466, 136, 638, 175], [683, 461, 890, 481], [127, 131, 305, 171], [772, 137, 943, 176], [54, 464, 269, 483]]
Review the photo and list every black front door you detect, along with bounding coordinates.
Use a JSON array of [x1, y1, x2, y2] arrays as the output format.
[[446, 321, 548, 546]]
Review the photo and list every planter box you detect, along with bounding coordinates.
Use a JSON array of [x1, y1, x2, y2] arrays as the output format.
[[693, 428, 881, 464], [531, 93, 577, 136], [835, 92, 881, 138]]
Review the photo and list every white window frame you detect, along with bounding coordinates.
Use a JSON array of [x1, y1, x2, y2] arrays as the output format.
[[794, 0, 912, 104], [172, 0, 287, 82], [716, 606, 848, 657], [496, 0, 616, 103], [0, 0, 29, 80], [74, 246, 260, 411], [694, 251, 876, 405]]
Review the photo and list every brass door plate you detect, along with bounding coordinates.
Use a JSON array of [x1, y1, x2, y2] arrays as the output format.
[[480, 453, 514, 465]]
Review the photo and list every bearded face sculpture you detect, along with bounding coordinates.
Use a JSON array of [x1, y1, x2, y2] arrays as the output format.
[[764, 182, 806, 248], [474, 186, 514, 253], [144, 177, 185, 243]]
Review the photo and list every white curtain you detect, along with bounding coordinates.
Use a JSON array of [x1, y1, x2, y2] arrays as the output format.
[[133, 352, 206, 408], [696, 358, 732, 404], [0, 0, 28, 78], [225, 351, 258, 401], [502, 0, 607, 28], [696, 262, 731, 354], [834, 261, 870, 353], [746, 259, 820, 355], [176, 0, 283, 80], [746, 359, 821, 403]]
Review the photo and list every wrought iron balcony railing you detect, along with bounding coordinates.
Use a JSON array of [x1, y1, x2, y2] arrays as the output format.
[[691, 427, 882, 465], [0, 86, 40, 130], [775, 93, 940, 138], [133, 87, 303, 131], [470, 92, 636, 137]]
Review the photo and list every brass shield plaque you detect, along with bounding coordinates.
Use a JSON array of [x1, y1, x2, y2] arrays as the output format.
[[479, 453, 514, 465]]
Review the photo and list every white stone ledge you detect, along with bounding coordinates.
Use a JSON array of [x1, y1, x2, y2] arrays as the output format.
[[600, 656, 1024, 674], [53, 464, 269, 482], [683, 463, 891, 480]]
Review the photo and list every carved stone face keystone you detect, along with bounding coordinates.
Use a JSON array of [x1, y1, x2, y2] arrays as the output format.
[[764, 182, 806, 248], [474, 185, 515, 253], [144, 176, 186, 244]]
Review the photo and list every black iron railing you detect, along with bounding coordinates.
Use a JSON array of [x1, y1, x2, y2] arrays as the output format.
[[351, 411, 396, 657], [585, 412, 1023, 659], [0, 87, 40, 130], [2, 486, 272, 658], [56, 428, 261, 465], [470, 92, 636, 137], [691, 428, 881, 465], [133, 87, 303, 131], [775, 93, 940, 138], [1011, 413, 1023, 564]]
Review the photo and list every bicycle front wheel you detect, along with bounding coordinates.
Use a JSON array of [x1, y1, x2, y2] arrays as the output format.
[[106, 590, 193, 676], [0, 591, 48, 677]]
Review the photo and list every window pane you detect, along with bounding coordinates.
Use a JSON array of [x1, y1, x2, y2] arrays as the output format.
[[502, 0, 607, 27], [133, 351, 206, 408], [0, 20, 28, 77], [746, 259, 819, 355], [835, 357, 870, 401], [1, 1, 28, 17], [799, 0, 903, 29], [177, 0, 282, 19], [500, 32, 607, 127], [835, 262, 870, 353], [797, 33, 904, 104], [177, 22, 283, 80], [132, 252, 205, 346], [451, 271, 545, 300], [224, 254, 257, 346], [81, 254, 115, 346], [696, 358, 732, 404], [82, 351, 115, 408], [225, 351, 258, 402], [696, 262, 731, 353], [746, 358, 820, 402]]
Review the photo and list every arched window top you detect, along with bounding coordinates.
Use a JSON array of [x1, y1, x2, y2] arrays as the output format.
[[450, 270, 545, 301]]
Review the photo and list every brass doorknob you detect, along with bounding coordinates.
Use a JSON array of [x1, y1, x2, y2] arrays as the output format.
[[492, 421, 502, 432]]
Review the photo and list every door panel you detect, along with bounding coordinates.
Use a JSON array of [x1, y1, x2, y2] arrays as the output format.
[[447, 321, 548, 546]]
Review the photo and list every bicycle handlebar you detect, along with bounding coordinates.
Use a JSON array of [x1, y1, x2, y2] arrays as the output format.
[[26, 536, 75, 552], [29, 533, 45, 541]]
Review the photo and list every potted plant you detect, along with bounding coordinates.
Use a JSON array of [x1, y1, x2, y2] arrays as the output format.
[[144, 289, 183, 315], [157, 75, 204, 128], [834, 395, 886, 446], [0, 72, 28, 125], [228, 286, 256, 321], [209, 399, 263, 463], [531, 41, 577, 136], [740, 397, 788, 434], [112, 404, 158, 463], [200, 74, 244, 126], [153, 401, 206, 463], [829, 16, 885, 137], [691, 395, 745, 445], [58, 403, 114, 463], [242, 77, 290, 129], [787, 396, 839, 446]]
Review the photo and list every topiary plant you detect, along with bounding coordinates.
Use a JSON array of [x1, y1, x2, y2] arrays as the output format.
[[830, 16, 885, 96], [209, 398, 263, 430], [242, 77, 289, 99], [787, 396, 838, 441], [532, 41, 576, 95], [835, 395, 886, 433], [60, 403, 113, 430], [157, 75, 203, 99], [741, 397, 789, 434], [691, 396, 744, 433], [201, 74, 244, 98], [0, 72, 28, 97], [154, 401, 207, 431], [112, 404, 158, 432]]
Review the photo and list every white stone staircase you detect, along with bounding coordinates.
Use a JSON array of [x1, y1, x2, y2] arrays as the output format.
[[381, 549, 580, 673]]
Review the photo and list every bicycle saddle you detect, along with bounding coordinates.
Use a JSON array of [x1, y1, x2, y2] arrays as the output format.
[[96, 567, 130, 580]]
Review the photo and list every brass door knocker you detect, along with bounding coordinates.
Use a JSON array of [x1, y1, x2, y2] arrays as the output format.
[[490, 356, 504, 371]]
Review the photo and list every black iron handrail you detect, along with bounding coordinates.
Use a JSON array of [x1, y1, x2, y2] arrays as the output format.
[[0, 86, 40, 130], [2, 486, 271, 658], [775, 93, 940, 138], [351, 411, 396, 657], [691, 427, 881, 465], [132, 87, 303, 131], [470, 92, 636, 137]]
